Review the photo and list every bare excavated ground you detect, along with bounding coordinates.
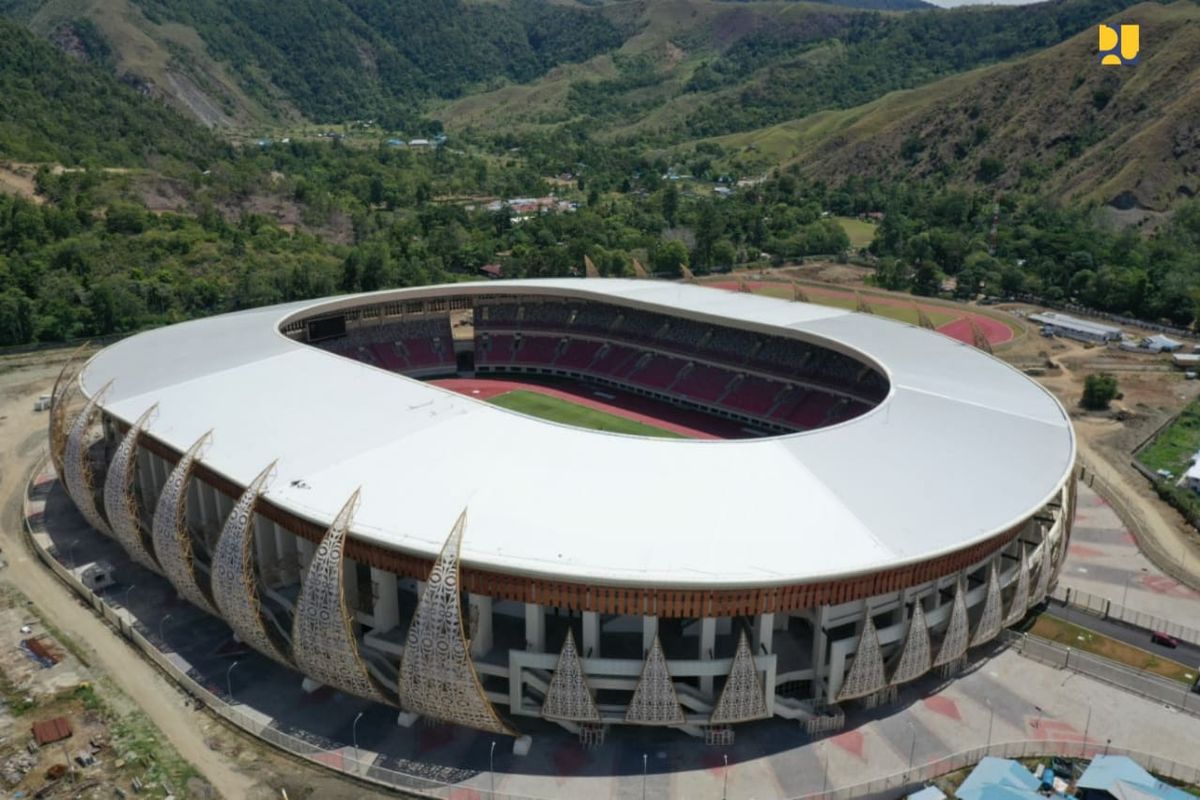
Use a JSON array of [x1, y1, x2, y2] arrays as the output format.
[[0, 349, 402, 799]]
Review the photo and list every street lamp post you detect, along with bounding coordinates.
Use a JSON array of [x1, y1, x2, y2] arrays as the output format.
[[123, 584, 136, 607], [490, 740, 496, 800], [352, 711, 364, 768], [821, 742, 829, 795], [985, 699, 995, 752], [723, 754, 729, 800], [225, 660, 240, 701], [158, 613, 173, 643], [907, 723, 917, 773], [643, 753, 648, 800], [1082, 705, 1092, 758]]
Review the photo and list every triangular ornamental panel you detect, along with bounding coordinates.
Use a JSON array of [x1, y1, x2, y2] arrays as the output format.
[[934, 579, 969, 667], [102, 406, 161, 573], [890, 601, 932, 686], [292, 491, 389, 703], [63, 382, 114, 537], [213, 462, 291, 667], [398, 510, 514, 734], [970, 562, 1003, 648], [1004, 546, 1031, 627], [709, 631, 769, 725], [542, 629, 600, 723], [151, 433, 217, 615], [836, 615, 886, 702], [49, 344, 87, 476], [625, 636, 686, 725], [1035, 532, 1052, 603]]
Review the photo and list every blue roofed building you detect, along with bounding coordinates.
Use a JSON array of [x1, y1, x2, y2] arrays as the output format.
[[956, 757, 1070, 800], [1076, 756, 1197, 800]]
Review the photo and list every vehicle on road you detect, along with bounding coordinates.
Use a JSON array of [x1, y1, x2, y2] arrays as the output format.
[[1151, 631, 1181, 648]]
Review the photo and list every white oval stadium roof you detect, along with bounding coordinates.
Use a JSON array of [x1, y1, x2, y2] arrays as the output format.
[[79, 279, 1075, 589]]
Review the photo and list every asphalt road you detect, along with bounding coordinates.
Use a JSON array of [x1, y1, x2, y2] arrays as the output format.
[[1047, 597, 1200, 671]]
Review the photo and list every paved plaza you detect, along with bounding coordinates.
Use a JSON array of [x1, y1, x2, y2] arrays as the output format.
[[34, 477, 1200, 799]]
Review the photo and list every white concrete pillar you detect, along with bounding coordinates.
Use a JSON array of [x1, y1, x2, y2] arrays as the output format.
[[813, 606, 830, 704], [699, 617, 717, 695], [372, 568, 400, 632], [525, 603, 545, 652], [469, 594, 492, 657], [642, 615, 658, 654], [582, 611, 600, 659], [753, 612, 775, 655], [272, 523, 295, 584], [253, 514, 278, 585], [343, 558, 360, 613]]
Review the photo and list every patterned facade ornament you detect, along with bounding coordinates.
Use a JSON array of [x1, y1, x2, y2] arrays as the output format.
[[836, 615, 886, 702], [709, 631, 769, 725], [213, 462, 292, 666], [63, 382, 114, 537], [1004, 546, 1031, 627], [542, 629, 600, 723], [933, 578, 969, 667], [151, 432, 217, 615], [970, 562, 1003, 647], [1034, 532, 1052, 603], [625, 635, 686, 725], [49, 344, 88, 476], [293, 491, 389, 703], [889, 601, 932, 686], [102, 405, 161, 572], [398, 510, 514, 733]]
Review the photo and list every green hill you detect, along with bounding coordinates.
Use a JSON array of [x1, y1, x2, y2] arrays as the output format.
[[701, 1, 1200, 215], [0, 15, 221, 164]]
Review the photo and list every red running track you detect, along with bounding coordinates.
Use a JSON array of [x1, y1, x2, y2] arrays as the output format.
[[430, 377, 759, 439], [709, 281, 1015, 346]]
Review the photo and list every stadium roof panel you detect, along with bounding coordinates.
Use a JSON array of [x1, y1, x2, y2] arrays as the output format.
[[81, 279, 1075, 589]]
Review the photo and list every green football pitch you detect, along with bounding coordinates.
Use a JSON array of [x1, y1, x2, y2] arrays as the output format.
[[488, 390, 684, 438]]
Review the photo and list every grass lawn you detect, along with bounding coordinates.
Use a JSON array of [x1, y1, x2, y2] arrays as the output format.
[[489, 390, 684, 438], [832, 216, 878, 249], [1140, 400, 1200, 478], [1029, 614, 1197, 685]]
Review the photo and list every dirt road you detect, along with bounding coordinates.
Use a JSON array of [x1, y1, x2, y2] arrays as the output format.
[[0, 356, 259, 798]]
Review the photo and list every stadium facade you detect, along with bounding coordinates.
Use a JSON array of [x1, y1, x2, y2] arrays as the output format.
[[51, 279, 1075, 745]]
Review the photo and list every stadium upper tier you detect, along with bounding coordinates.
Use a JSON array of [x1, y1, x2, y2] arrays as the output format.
[[78, 279, 1075, 590]]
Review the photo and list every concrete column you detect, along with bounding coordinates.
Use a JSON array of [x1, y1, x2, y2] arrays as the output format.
[[343, 558, 360, 613], [812, 605, 830, 704], [253, 514, 279, 585], [582, 611, 600, 659], [469, 594, 492, 657], [296, 537, 315, 578], [753, 612, 775, 655], [372, 568, 400, 632], [274, 523, 299, 585], [135, 446, 156, 519], [203, 482, 222, 537], [699, 617, 717, 695], [642, 615, 658, 654], [525, 603, 545, 652]]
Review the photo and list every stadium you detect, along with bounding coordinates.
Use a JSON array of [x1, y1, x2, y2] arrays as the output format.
[[50, 278, 1076, 746]]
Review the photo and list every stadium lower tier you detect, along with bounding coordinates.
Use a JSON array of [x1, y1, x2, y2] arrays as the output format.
[[58, 412, 1073, 742]]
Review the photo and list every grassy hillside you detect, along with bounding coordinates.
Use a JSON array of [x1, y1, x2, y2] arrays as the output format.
[[702, 1, 1199, 214], [437, 0, 1145, 142], [0, 15, 222, 164]]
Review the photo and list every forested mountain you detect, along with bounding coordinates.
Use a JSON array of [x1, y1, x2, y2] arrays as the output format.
[[0, 0, 625, 127], [0, 16, 223, 165], [699, 1, 1199, 216]]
